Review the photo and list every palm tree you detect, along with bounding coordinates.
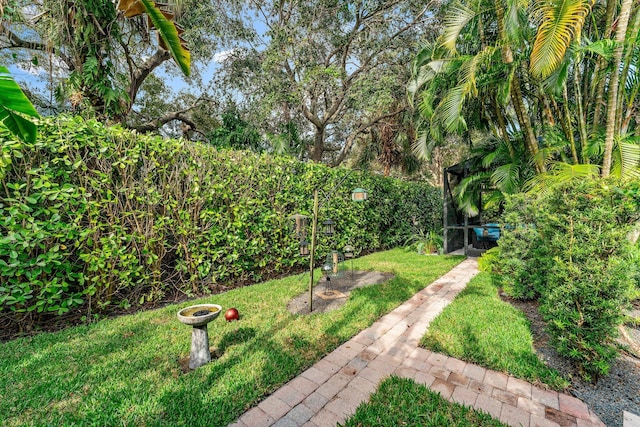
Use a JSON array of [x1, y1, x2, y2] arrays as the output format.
[[410, 0, 640, 205], [410, 0, 544, 166], [602, 0, 635, 177]]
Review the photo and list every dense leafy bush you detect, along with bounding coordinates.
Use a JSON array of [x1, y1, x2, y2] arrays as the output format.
[[496, 180, 640, 380], [0, 116, 441, 331], [495, 194, 549, 300], [477, 246, 500, 273], [632, 245, 640, 292]]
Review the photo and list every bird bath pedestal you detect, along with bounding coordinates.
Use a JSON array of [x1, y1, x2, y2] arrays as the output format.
[[177, 304, 222, 369]]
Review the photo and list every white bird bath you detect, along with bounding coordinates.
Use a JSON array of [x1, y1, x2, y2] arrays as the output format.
[[177, 304, 222, 369]]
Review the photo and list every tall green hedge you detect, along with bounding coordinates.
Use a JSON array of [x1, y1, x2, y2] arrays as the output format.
[[0, 116, 441, 331], [496, 179, 640, 380]]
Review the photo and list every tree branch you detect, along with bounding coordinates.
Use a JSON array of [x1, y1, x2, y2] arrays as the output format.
[[0, 22, 48, 51], [332, 108, 405, 167], [0, 22, 74, 69], [127, 101, 201, 133], [127, 48, 172, 113], [301, 102, 323, 129]]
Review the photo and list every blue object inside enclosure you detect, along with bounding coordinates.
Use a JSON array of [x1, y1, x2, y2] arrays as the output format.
[[473, 223, 500, 242]]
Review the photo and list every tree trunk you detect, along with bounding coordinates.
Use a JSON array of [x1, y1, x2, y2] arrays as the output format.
[[563, 85, 579, 164], [573, 65, 588, 164], [602, 0, 633, 177], [311, 126, 325, 162], [591, 0, 618, 133], [494, 0, 544, 172], [492, 97, 514, 157], [511, 74, 545, 172], [540, 91, 556, 127], [126, 49, 171, 117], [616, 7, 640, 133]]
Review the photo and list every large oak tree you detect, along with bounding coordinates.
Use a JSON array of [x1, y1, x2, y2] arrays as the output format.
[[219, 0, 441, 165]]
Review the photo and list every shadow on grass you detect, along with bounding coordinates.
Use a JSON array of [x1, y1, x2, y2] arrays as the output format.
[[1, 254, 463, 427], [424, 283, 568, 390], [157, 316, 311, 426], [215, 326, 257, 354], [154, 275, 425, 426], [2, 318, 189, 425]]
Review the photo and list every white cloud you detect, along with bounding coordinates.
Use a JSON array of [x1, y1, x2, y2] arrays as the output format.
[[212, 49, 236, 63]]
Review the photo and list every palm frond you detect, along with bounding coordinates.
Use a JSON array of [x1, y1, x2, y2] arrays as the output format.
[[417, 86, 436, 120], [441, 2, 479, 54], [412, 43, 438, 73], [458, 55, 479, 97], [532, 144, 553, 167], [483, 189, 507, 210], [407, 67, 437, 99], [496, 66, 514, 105], [482, 149, 501, 168], [436, 85, 467, 132], [524, 162, 599, 196], [623, 47, 640, 99], [412, 129, 437, 159], [618, 141, 640, 178], [492, 162, 521, 194], [530, 0, 589, 79], [624, 64, 640, 94], [577, 38, 616, 58], [458, 47, 496, 97], [454, 170, 493, 217], [584, 131, 604, 159], [268, 134, 289, 155], [400, 149, 423, 175], [542, 57, 569, 96], [429, 59, 454, 74], [504, 0, 523, 43]]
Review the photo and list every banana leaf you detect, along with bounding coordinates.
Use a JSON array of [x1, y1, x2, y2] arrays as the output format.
[[0, 66, 39, 142]]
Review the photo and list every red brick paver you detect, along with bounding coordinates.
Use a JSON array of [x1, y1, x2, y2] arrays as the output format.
[[258, 397, 292, 420], [500, 403, 531, 427], [230, 259, 605, 427], [475, 393, 503, 419], [559, 393, 592, 420]]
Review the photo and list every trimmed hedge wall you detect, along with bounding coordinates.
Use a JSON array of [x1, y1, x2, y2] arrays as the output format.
[[0, 116, 441, 330]]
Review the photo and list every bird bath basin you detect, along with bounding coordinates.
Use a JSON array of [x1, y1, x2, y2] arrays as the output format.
[[177, 304, 222, 369]]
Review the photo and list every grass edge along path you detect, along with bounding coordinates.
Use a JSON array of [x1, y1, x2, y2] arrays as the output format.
[[341, 376, 508, 427], [421, 272, 569, 390], [0, 249, 462, 427]]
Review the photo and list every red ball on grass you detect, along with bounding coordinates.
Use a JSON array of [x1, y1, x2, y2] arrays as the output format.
[[225, 308, 239, 322]]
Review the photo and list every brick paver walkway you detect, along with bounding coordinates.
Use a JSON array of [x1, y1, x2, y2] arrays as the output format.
[[230, 259, 605, 427]]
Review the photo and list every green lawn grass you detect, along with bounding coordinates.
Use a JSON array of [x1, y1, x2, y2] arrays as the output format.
[[341, 376, 507, 427], [421, 272, 569, 390], [0, 249, 462, 427]]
